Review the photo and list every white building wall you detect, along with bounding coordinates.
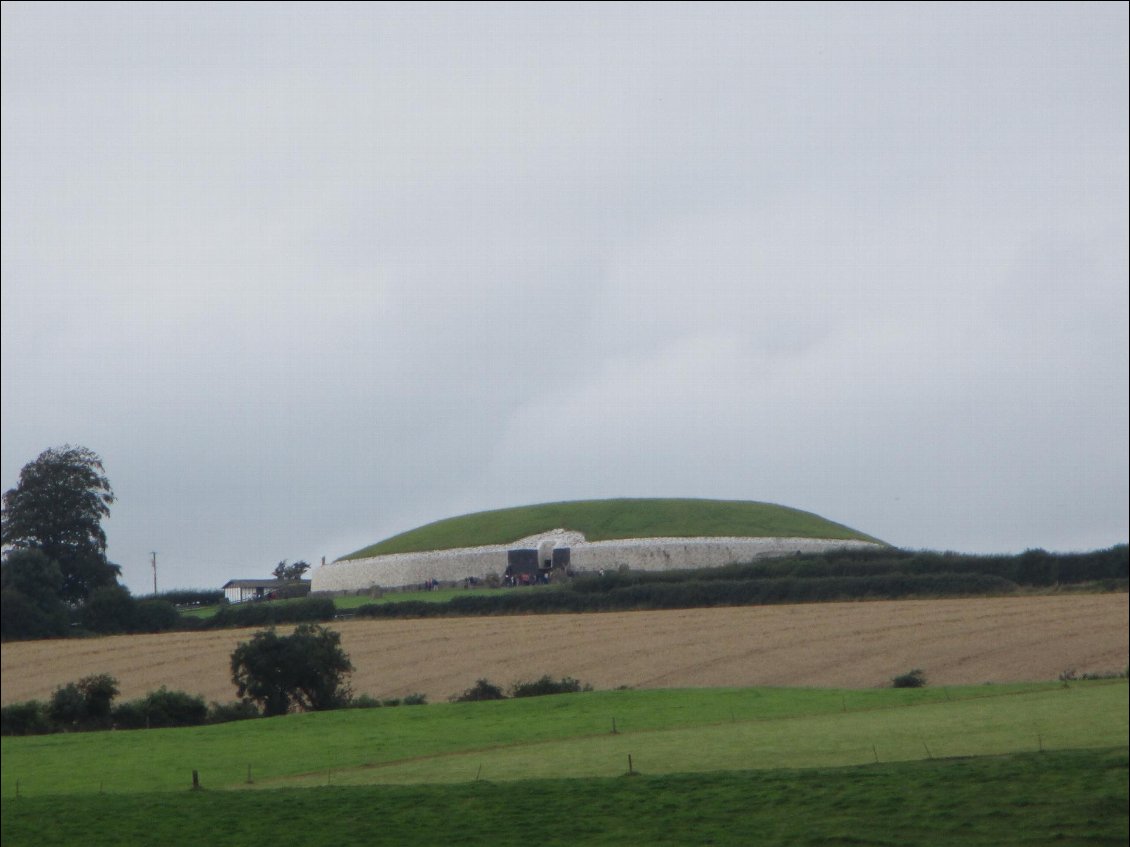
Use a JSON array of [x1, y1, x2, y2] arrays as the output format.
[[311, 536, 883, 592]]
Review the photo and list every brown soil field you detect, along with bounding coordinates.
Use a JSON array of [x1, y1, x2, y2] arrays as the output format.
[[2, 594, 1127, 706]]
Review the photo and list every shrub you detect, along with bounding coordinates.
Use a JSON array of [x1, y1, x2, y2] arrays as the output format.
[[346, 694, 382, 709], [133, 599, 181, 633], [111, 687, 208, 729], [207, 700, 261, 724], [451, 678, 507, 702], [49, 673, 119, 730], [892, 669, 927, 688], [509, 675, 592, 698], [78, 586, 139, 634], [402, 692, 428, 706], [0, 700, 54, 736], [209, 597, 335, 629]]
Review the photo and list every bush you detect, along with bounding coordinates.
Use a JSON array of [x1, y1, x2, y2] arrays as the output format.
[[451, 678, 507, 702], [109, 699, 149, 730], [346, 694, 383, 709], [207, 700, 261, 724], [112, 687, 208, 729], [209, 597, 335, 629], [78, 586, 140, 634], [49, 673, 119, 730], [374, 694, 427, 706], [509, 675, 592, 698], [893, 669, 927, 688], [75, 587, 181, 635], [0, 700, 54, 736], [133, 599, 181, 633]]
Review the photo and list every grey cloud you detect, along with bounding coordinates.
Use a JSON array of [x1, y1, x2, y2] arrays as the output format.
[[3, 3, 1126, 593]]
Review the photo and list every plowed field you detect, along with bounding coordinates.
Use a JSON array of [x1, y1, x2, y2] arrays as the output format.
[[2, 594, 1126, 706]]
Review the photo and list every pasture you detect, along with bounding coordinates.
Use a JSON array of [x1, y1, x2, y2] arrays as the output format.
[[2, 682, 1126, 846], [2, 750, 1125, 847], [3, 681, 1126, 795]]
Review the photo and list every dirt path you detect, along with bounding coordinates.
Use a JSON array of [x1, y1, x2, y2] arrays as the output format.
[[2, 594, 1126, 706]]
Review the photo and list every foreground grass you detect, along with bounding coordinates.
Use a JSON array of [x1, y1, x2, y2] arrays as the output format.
[[3, 681, 1125, 796], [3, 748, 1126, 847], [346, 498, 880, 558]]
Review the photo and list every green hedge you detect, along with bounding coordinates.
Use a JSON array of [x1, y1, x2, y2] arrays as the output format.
[[205, 597, 336, 629], [353, 572, 1018, 619]]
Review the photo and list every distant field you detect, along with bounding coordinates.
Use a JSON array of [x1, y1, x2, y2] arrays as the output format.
[[3, 594, 1126, 706], [345, 497, 881, 558]]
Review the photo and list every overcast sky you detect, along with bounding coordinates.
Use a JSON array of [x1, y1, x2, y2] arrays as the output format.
[[3, 2, 1127, 595]]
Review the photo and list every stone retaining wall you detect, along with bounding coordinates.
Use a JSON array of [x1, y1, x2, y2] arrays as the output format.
[[311, 535, 883, 592]]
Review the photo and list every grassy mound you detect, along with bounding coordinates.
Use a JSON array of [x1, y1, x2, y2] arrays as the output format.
[[343, 498, 882, 559]]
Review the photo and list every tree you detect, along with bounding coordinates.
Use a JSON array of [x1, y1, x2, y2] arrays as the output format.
[[2, 446, 120, 604], [230, 624, 353, 717], [272, 559, 310, 581], [0, 549, 69, 639]]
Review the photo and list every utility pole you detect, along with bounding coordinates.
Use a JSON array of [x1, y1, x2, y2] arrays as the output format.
[[151, 552, 158, 595]]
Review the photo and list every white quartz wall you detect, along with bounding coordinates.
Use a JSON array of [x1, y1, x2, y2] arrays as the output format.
[[311, 536, 882, 592]]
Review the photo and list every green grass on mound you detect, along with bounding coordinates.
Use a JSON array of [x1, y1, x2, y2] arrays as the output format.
[[344, 498, 882, 559]]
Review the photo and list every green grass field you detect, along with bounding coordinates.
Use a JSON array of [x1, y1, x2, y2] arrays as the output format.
[[3, 681, 1125, 796], [344, 498, 882, 558], [3, 748, 1125, 847], [4, 681, 1125, 845]]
